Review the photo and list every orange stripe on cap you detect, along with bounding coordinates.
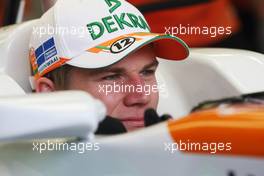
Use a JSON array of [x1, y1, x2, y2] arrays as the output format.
[[87, 32, 159, 53], [167, 104, 264, 158], [35, 57, 70, 79]]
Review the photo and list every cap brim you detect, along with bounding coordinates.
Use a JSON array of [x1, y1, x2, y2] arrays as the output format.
[[66, 32, 189, 69]]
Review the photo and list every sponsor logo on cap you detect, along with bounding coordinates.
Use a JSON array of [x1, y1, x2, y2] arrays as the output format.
[[86, 0, 150, 40], [34, 37, 59, 73]]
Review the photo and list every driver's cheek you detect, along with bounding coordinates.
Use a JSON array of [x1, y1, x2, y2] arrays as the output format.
[[100, 92, 125, 116]]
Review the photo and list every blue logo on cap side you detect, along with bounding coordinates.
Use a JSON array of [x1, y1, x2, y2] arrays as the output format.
[[35, 37, 57, 68]]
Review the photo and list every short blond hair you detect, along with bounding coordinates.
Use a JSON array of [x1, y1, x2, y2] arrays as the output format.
[[44, 65, 73, 90]]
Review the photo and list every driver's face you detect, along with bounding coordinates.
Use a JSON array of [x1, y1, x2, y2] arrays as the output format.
[[67, 45, 159, 131]]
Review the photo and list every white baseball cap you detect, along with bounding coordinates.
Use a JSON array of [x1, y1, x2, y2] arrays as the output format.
[[29, 0, 189, 78]]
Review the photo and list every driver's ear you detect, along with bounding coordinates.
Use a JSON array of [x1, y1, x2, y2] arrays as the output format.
[[36, 77, 56, 93]]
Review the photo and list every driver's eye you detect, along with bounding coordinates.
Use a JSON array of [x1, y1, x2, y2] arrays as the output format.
[[141, 69, 156, 77], [101, 74, 121, 81]]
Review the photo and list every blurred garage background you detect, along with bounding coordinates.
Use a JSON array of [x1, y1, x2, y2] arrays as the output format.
[[0, 0, 263, 53]]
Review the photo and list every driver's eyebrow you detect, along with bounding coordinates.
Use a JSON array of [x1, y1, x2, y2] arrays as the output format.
[[141, 60, 159, 71], [88, 60, 159, 76], [88, 67, 126, 76]]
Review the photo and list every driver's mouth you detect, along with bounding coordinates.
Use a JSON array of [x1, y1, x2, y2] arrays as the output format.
[[121, 117, 145, 131]]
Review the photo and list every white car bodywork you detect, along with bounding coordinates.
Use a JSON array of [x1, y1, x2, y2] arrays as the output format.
[[0, 20, 263, 176]]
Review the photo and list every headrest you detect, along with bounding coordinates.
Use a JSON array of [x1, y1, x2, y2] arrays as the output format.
[[0, 20, 38, 94]]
